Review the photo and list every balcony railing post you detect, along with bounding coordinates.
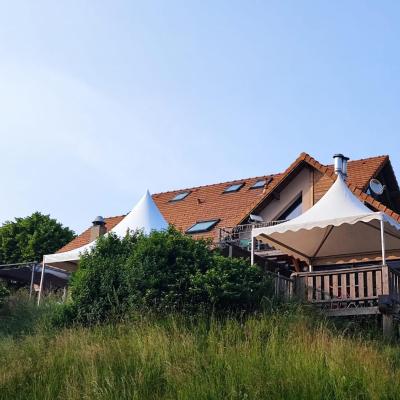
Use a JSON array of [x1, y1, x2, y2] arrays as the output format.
[[382, 265, 390, 296], [292, 273, 306, 301]]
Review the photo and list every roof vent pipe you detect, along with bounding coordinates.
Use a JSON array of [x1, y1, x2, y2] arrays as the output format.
[[333, 154, 349, 179]]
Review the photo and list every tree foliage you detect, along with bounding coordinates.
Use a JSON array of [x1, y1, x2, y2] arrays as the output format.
[[58, 227, 273, 326], [0, 212, 75, 264]]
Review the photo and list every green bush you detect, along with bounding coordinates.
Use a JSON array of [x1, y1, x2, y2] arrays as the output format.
[[63, 232, 140, 325], [125, 228, 214, 312], [58, 227, 273, 325], [200, 255, 273, 312]]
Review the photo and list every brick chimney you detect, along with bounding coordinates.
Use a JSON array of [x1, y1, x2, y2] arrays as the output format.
[[90, 216, 106, 242]]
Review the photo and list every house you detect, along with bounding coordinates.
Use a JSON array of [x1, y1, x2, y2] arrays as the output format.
[[48, 152, 400, 335], [58, 152, 400, 271]]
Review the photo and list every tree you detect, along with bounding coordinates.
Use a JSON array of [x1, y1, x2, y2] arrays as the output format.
[[0, 212, 75, 264]]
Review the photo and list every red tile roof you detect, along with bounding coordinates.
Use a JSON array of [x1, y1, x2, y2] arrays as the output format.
[[58, 215, 124, 253], [152, 173, 282, 241], [58, 153, 395, 253]]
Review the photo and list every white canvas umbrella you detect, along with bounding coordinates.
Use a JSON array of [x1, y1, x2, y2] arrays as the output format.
[[251, 175, 400, 268], [38, 191, 168, 304]]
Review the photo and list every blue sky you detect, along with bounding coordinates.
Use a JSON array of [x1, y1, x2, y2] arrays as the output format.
[[0, 1, 399, 233]]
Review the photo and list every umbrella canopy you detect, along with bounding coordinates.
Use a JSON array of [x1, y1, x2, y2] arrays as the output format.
[[43, 190, 168, 266], [252, 175, 400, 266]]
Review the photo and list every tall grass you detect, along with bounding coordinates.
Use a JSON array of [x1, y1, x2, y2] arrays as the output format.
[[0, 291, 58, 337], [1, 305, 400, 400]]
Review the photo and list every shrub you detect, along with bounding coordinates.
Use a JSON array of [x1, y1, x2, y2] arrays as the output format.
[[199, 255, 273, 312], [125, 227, 213, 312], [62, 232, 140, 325], [58, 227, 274, 325]]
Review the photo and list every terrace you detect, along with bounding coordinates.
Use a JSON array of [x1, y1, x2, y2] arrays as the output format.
[[220, 155, 400, 337]]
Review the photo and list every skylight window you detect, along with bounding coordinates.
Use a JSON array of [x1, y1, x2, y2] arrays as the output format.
[[170, 191, 190, 202], [251, 176, 273, 189], [223, 183, 244, 193], [186, 219, 220, 234], [251, 179, 266, 189]]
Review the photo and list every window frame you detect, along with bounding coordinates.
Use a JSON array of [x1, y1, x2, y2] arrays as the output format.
[[250, 176, 273, 190], [223, 182, 245, 193], [251, 179, 267, 189], [185, 219, 220, 234], [276, 193, 303, 221], [169, 191, 191, 202]]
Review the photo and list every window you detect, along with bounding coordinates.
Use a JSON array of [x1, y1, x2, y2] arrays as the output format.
[[251, 179, 266, 189], [251, 176, 272, 189], [223, 183, 244, 193], [186, 219, 220, 234], [170, 191, 190, 202], [277, 194, 302, 220]]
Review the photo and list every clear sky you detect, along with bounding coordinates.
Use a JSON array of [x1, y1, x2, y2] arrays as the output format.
[[0, 1, 399, 233]]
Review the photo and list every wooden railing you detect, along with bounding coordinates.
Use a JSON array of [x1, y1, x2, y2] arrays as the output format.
[[291, 265, 400, 310], [388, 267, 400, 303], [267, 272, 294, 300], [293, 266, 384, 304]]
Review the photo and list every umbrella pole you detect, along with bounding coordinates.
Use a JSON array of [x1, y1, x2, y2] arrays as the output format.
[[37, 260, 45, 306], [380, 219, 386, 266], [29, 263, 35, 299], [251, 236, 255, 265], [380, 219, 394, 338]]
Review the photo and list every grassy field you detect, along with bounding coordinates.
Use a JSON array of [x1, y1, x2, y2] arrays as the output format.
[[1, 296, 400, 400]]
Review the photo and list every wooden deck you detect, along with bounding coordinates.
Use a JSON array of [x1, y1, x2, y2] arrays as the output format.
[[271, 264, 400, 336]]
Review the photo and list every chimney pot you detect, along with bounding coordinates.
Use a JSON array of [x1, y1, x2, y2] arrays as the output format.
[[92, 216, 105, 226], [333, 154, 349, 179], [90, 216, 106, 242]]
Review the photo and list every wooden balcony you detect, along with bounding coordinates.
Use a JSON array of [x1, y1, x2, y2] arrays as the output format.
[[268, 264, 400, 337], [289, 265, 400, 317]]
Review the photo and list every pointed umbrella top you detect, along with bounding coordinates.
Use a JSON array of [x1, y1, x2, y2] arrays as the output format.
[[110, 190, 168, 236], [252, 174, 400, 264], [254, 174, 378, 235], [43, 190, 168, 265]]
